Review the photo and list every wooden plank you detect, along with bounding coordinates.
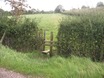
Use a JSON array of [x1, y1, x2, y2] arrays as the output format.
[[43, 31, 46, 51], [45, 40, 55, 43], [44, 43, 56, 46], [42, 50, 50, 53]]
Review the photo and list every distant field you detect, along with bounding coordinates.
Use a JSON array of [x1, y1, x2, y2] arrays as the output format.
[[25, 14, 62, 30], [24, 14, 64, 40]]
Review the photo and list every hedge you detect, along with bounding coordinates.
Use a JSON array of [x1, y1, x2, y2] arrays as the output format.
[[0, 16, 44, 52], [57, 14, 104, 61]]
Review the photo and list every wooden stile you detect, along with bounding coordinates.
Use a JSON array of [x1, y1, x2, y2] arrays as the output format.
[[41, 31, 55, 57]]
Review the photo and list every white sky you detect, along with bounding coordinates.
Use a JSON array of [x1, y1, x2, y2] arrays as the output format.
[[0, 0, 104, 11]]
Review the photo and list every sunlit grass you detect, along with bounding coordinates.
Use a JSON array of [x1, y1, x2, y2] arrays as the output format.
[[24, 14, 64, 40]]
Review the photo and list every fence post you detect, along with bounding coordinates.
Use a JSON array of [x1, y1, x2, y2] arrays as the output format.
[[43, 31, 46, 51], [50, 32, 53, 57]]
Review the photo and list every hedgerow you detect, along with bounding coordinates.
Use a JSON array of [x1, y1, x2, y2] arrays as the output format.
[[57, 13, 104, 61], [0, 16, 43, 52]]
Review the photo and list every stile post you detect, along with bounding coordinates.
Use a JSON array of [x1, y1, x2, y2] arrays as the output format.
[[50, 32, 53, 57], [43, 31, 46, 51]]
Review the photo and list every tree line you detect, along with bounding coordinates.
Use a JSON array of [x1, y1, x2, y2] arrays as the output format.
[[0, 1, 104, 15]]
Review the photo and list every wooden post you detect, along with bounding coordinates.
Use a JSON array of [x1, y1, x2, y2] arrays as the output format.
[[38, 31, 40, 50], [50, 32, 53, 57], [43, 31, 46, 51]]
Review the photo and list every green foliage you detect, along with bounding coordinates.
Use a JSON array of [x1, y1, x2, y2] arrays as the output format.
[[55, 5, 64, 13], [96, 2, 104, 7], [0, 14, 63, 51], [0, 45, 104, 78], [57, 13, 104, 61], [0, 8, 11, 16], [0, 16, 10, 38], [0, 16, 43, 52]]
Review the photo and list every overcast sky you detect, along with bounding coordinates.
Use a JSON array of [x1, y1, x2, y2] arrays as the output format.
[[0, 0, 104, 11]]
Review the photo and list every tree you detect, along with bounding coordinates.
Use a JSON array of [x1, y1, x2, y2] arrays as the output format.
[[0, 8, 4, 15], [0, 8, 4, 12], [54, 5, 64, 13], [31, 8, 36, 13], [96, 2, 104, 7], [0, 0, 30, 45], [5, 0, 30, 18], [41, 10, 45, 13], [81, 5, 89, 9]]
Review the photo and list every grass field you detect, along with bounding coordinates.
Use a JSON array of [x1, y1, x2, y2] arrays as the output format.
[[0, 45, 104, 78], [24, 14, 64, 40]]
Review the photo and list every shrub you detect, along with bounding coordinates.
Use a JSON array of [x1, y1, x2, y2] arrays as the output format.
[[0, 17, 43, 52], [57, 13, 104, 61]]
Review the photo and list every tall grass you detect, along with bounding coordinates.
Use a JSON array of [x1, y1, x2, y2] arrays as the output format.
[[0, 45, 104, 78]]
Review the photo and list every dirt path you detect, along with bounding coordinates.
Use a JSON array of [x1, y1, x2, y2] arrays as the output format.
[[0, 68, 32, 78]]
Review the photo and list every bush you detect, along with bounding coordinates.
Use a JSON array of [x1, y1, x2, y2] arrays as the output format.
[[0, 17, 44, 52], [57, 13, 104, 61]]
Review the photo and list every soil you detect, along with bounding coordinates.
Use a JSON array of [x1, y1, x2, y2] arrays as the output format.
[[0, 68, 32, 78]]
